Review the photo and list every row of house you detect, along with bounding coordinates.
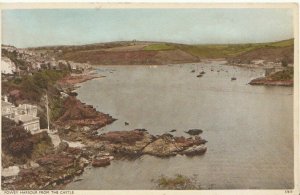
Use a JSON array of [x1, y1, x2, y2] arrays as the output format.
[[1, 46, 92, 75], [1, 96, 41, 134]]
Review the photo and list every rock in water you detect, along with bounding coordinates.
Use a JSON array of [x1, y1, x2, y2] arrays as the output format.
[[68, 92, 78, 97], [136, 128, 147, 132], [181, 145, 207, 156], [185, 129, 203, 136], [125, 122, 129, 126], [98, 130, 207, 158], [92, 157, 111, 167], [142, 134, 178, 157], [170, 129, 177, 132]]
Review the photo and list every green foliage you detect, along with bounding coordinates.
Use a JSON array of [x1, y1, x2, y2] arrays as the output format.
[[2, 117, 33, 157], [3, 69, 68, 104], [2, 117, 54, 165], [281, 55, 290, 67], [31, 132, 53, 159], [143, 39, 294, 59], [12, 77, 22, 85], [268, 39, 294, 47], [49, 96, 64, 122], [143, 43, 176, 51], [153, 174, 199, 190], [20, 76, 42, 102], [31, 140, 53, 159], [270, 67, 293, 81], [186, 39, 294, 58], [1, 49, 28, 69], [178, 43, 265, 58], [38, 108, 48, 129], [281, 60, 288, 67], [2, 70, 69, 129]]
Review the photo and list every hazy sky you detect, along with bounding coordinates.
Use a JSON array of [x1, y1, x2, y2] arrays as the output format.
[[1, 9, 294, 48]]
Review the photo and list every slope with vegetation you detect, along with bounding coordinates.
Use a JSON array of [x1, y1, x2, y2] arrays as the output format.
[[249, 67, 293, 86], [29, 39, 294, 65], [2, 70, 69, 128], [2, 117, 53, 168]]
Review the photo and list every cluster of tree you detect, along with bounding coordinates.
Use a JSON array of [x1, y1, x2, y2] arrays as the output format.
[[3, 70, 68, 103], [1, 49, 29, 71], [2, 116, 54, 166], [281, 55, 290, 67], [2, 70, 69, 128], [2, 117, 33, 158]]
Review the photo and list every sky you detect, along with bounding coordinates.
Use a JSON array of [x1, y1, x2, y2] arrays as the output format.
[[1, 8, 294, 48]]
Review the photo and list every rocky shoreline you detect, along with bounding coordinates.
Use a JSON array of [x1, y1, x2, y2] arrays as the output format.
[[249, 77, 293, 86], [58, 73, 99, 85], [2, 72, 207, 190], [2, 130, 207, 190], [249, 68, 293, 87]]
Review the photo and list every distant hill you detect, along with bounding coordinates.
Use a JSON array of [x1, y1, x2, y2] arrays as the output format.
[[29, 39, 294, 65], [226, 39, 294, 64]]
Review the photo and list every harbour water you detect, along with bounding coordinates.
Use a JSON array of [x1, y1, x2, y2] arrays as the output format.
[[66, 61, 293, 189]]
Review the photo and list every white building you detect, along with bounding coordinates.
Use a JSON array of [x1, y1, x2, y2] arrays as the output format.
[[1, 96, 41, 134], [69, 61, 91, 71], [1, 57, 16, 74], [15, 114, 40, 133], [1, 96, 16, 119]]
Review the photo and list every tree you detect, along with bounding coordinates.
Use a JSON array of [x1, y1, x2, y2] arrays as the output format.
[[2, 117, 33, 157], [281, 55, 289, 67]]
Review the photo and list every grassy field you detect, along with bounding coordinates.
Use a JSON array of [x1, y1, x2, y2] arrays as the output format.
[[142, 39, 294, 59], [143, 43, 177, 51], [31, 39, 294, 65]]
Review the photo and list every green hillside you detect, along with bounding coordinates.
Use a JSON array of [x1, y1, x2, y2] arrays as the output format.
[[143, 39, 294, 59]]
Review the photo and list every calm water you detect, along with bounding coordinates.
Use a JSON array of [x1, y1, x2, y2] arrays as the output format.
[[66, 62, 293, 189]]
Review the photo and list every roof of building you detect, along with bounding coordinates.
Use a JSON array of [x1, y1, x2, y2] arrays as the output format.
[[17, 115, 39, 123], [18, 104, 37, 109], [2, 101, 13, 107]]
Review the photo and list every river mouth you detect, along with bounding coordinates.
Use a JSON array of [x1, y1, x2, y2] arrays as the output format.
[[66, 61, 293, 189]]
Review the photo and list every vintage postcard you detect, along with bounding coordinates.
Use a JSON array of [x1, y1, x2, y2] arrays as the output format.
[[0, 3, 298, 195]]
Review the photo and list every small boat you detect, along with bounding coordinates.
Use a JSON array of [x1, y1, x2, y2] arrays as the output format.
[[200, 71, 205, 74], [191, 70, 195, 73], [197, 74, 203, 78], [231, 77, 237, 81]]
